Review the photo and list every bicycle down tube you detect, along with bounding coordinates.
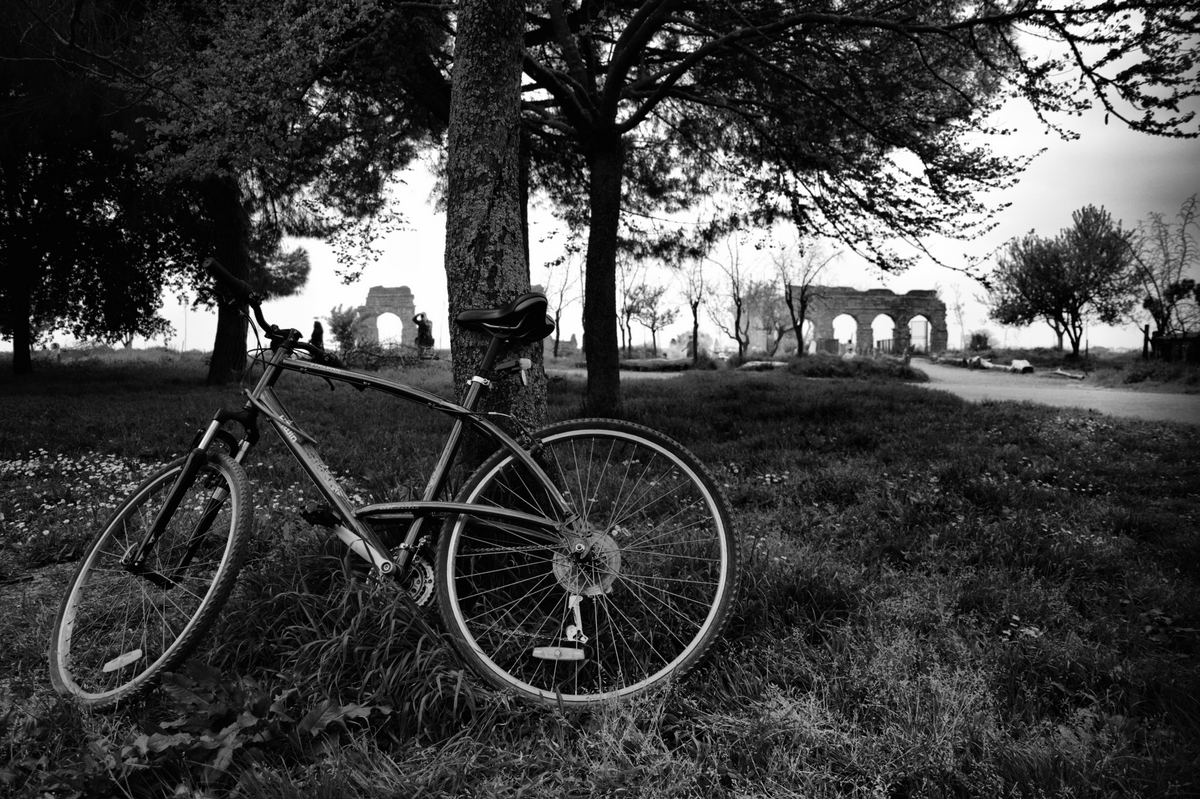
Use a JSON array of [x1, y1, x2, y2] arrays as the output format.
[[236, 339, 575, 581]]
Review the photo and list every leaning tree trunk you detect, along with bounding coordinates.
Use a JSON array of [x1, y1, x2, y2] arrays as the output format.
[[583, 133, 624, 416], [201, 174, 251, 384], [444, 0, 545, 462]]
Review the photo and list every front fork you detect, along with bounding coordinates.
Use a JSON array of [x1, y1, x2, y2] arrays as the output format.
[[121, 419, 245, 584]]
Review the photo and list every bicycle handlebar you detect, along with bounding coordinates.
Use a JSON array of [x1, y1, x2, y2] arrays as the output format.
[[204, 257, 342, 368]]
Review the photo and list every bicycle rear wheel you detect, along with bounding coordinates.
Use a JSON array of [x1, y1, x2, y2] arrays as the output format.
[[437, 419, 739, 706], [49, 451, 251, 709]]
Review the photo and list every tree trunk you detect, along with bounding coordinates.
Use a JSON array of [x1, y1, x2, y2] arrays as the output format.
[[582, 134, 624, 416], [690, 300, 700, 366], [6, 269, 34, 376], [201, 175, 251, 384], [444, 0, 544, 459]]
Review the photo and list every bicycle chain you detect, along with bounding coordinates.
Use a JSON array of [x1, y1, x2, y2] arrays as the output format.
[[465, 544, 558, 555]]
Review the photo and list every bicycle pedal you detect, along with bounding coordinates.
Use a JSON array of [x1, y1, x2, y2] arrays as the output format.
[[532, 646, 586, 661], [300, 501, 339, 527]]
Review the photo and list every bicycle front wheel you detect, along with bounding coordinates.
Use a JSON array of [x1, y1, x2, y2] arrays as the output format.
[[49, 451, 251, 709], [437, 419, 739, 706]]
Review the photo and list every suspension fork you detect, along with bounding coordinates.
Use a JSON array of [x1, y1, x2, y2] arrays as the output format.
[[121, 420, 226, 583]]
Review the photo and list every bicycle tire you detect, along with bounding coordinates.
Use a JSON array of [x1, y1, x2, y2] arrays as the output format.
[[49, 451, 251, 709], [436, 419, 739, 706]]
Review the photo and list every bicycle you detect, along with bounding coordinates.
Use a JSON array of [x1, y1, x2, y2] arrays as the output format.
[[49, 258, 741, 710]]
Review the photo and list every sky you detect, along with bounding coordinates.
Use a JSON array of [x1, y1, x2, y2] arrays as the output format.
[[14, 86, 1200, 357]]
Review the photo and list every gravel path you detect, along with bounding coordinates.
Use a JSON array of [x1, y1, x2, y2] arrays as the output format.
[[915, 360, 1200, 427]]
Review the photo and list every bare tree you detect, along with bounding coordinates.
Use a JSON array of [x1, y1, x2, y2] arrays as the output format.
[[542, 245, 582, 357], [680, 258, 706, 365], [707, 241, 751, 361], [771, 241, 837, 357], [617, 257, 645, 358], [1132, 195, 1200, 336]]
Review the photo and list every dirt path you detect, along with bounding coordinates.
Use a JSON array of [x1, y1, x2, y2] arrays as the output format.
[[915, 360, 1200, 427]]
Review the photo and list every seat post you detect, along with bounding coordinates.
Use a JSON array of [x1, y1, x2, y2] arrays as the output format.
[[475, 335, 505, 375], [460, 335, 506, 413]]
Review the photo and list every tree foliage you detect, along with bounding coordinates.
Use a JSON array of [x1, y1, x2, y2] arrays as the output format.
[[0, 0, 202, 373], [12, 1, 451, 381], [517, 0, 1199, 413], [327, 304, 366, 354], [988, 206, 1138, 356]]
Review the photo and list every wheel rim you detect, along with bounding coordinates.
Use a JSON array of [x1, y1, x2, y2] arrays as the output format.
[[55, 462, 240, 703], [445, 428, 730, 702]]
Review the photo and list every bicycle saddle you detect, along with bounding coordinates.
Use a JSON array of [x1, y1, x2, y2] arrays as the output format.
[[456, 292, 555, 345]]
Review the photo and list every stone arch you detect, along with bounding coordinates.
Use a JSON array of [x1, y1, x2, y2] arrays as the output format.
[[791, 286, 948, 354], [355, 286, 416, 346]]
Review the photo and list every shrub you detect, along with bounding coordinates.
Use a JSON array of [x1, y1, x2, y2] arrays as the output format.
[[969, 330, 991, 351]]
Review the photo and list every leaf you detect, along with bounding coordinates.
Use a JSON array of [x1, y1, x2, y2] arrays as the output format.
[[298, 700, 376, 736], [160, 673, 211, 712], [147, 732, 195, 753]]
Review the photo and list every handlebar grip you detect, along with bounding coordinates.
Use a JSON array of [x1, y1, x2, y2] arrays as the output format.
[[204, 257, 257, 305]]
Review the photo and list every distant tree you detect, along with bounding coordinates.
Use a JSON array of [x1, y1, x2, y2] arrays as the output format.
[[772, 241, 836, 357], [744, 280, 792, 357], [616, 259, 646, 358], [679, 258, 706, 365], [542, 245, 581, 358], [328, 305, 365, 354], [988, 206, 1137, 357], [631, 283, 679, 357], [708, 242, 751, 361], [1132, 195, 1200, 336]]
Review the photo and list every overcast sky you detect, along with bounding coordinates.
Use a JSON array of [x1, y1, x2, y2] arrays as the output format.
[[14, 87, 1200, 355]]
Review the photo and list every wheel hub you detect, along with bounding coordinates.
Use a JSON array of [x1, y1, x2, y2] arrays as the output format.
[[553, 530, 621, 596]]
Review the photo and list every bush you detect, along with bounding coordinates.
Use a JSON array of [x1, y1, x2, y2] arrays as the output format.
[[969, 330, 991, 351], [785, 352, 928, 382]]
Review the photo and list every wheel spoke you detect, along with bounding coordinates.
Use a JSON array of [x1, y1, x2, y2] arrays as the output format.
[[439, 421, 738, 706], [50, 454, 249, 708]]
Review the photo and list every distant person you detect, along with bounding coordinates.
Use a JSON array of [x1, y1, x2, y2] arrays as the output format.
[[311, 320, 325, 350], [413, 312, 434, 357]]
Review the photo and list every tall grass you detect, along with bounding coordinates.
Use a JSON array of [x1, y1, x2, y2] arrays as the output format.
[[2, 360, 1197, 797]]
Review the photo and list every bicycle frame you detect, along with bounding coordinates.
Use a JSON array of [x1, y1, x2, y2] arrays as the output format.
[[185, 336, 576, 583]]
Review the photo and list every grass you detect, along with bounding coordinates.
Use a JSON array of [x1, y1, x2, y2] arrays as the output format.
[[1, 353, 1198, 797]]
